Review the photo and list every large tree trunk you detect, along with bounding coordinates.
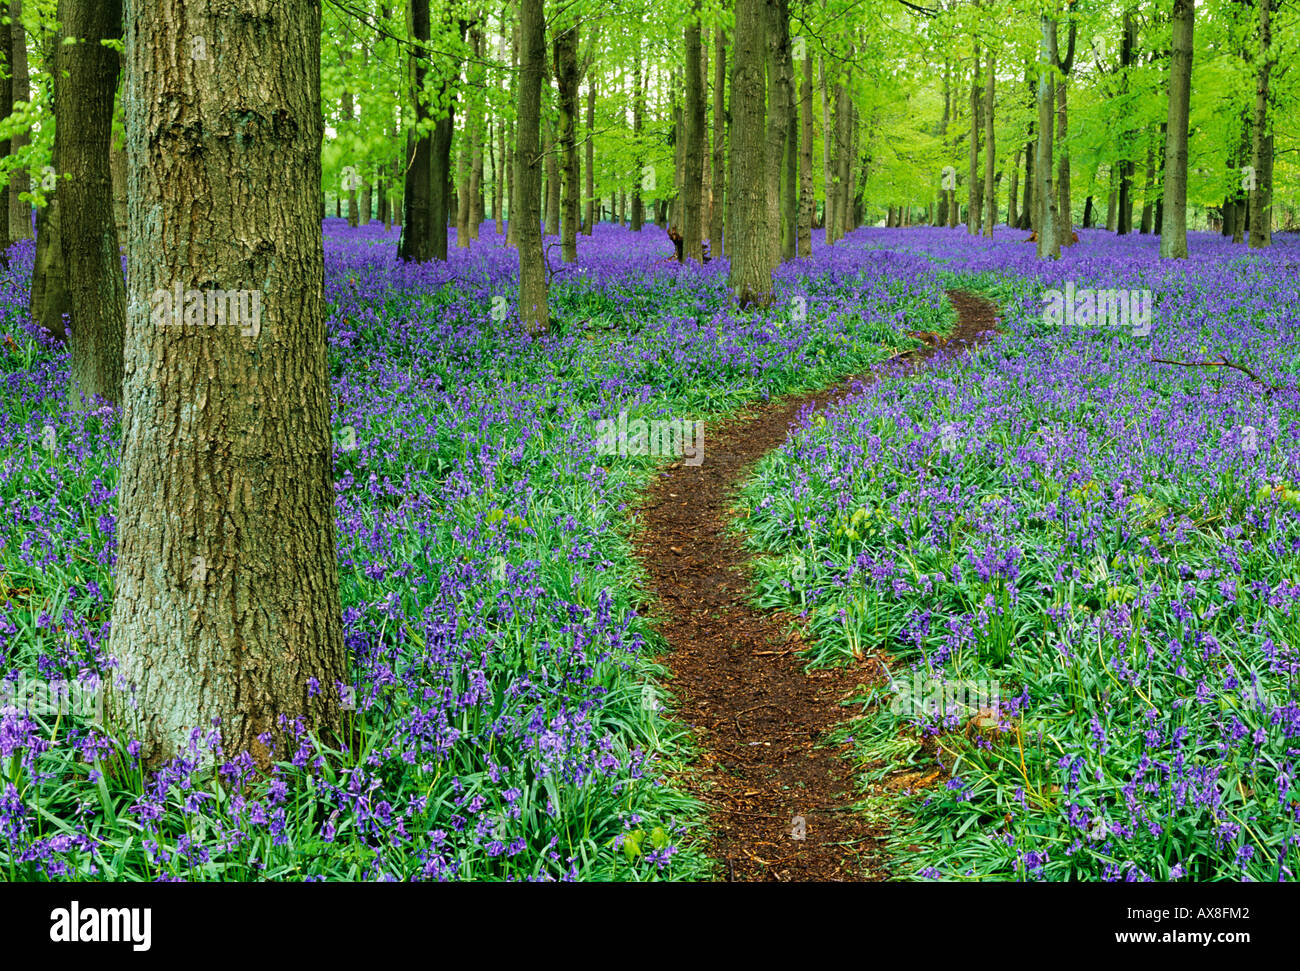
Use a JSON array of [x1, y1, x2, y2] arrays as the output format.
[[798, 44, 813, 256], [728, 0, 771, 305], [8, 1, 31, 240], [1248, 0, 1272, 249], [516, 0, 548, 333], [112, 0, 346, 769], [1159, 0, 1193, 259], [711, 27, 726, 253], [56, 0, 126, 406], [982, 47, 996, 236], [1035, 15, 1059, 259], [682, 3, 705, 262]]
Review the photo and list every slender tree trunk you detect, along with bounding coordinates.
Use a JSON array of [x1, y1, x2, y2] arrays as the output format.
[[56, 0, 126, 405], [0, 13, 11, 266], [683, 3, 705, 262], [1106, 165, 1118, 230], [982, 47, 996, 236], [1035, 15, 1059, 259], [798, 45, 812, 256], [711, 27, 726, 253], [1248, 0, 1272, 249], [517, 0, 548, 333], [112, 0, 345, 769], [543, 115, 560, 236], [1116, 9, 1136, 235], [9, 1, 31, 240], [631, 47, 645, 231], [1140, 129, 1155, 233], [399, 2, 434, 261], [1007, 146, 1020, 228], [583, 69, 595, 235], [822, 55, 836, 244], [554, 19, 580, 261], [1159, 0, 1193, 259], [968, 42, 980, 235], [728, 0, 771, 305]]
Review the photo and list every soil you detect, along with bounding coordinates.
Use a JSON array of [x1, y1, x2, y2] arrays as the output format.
[[631, 289, 999, 882]]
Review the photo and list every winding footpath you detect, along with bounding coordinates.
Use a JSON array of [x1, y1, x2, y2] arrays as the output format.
[[632, 289, 999, 882]]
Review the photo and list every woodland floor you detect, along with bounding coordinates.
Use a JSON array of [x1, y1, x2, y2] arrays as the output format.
[[632, 289, 1000, 882]]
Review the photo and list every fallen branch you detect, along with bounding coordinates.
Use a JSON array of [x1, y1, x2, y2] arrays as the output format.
[[1149, 355, 1287, 394]]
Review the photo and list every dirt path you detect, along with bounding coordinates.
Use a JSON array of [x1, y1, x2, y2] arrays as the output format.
[[632, 289, 998, 882]]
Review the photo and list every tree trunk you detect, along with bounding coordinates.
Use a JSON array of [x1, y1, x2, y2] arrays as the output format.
[[1248, 0, 1272, 249], [1139, 129, 1155, 234], [1116, 9, 1136, 235], [0, 13, 11, 266], [516, 0, 548, 333], [1159, 0, 1193, 259], [821, 55, 836, 244], [631, 47, 645, 232], [9, 1, 32, 240], [554, 19, 580, 261], [56, 0, 126, 406], [967, 42, 980, 235], [543, 115, 560, 236], [112, 0, 346, 769], [728, 0, 771, 305], [1106, 165, 1118, 230], [711, 27, 726, 254], [982, 47, 996, 236], [583, 69, 595, 235], [399, 2, 435, 261], [1035, 15, 1059, 259], [798, 44, 812, 256], [682, 2, 705, 262]]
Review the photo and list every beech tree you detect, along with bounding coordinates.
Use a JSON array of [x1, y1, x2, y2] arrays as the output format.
[[110, 0, 346, 767]]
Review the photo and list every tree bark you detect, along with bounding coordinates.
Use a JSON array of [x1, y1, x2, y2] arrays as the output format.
[[112, 0, 346, 769], [399, 2, 435, 260], [631, 46, 645, 232], [682, 2, 705, 263], [982, 47, 996, 236], [1159, 0, 1193, 259], [56, 0, 126, 406], [8, 1, 32, 240], [711, 27, 726, 253], [728, 0, 771, 305], [967, 42, 980, 235], [1248, 0, 1272, 249], [583, 67, 595, 235], [516, 0, 548, 333], [798, 43, 813, 256], [553, 19, 579, 260], [1035, 14, 1059, 259]]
